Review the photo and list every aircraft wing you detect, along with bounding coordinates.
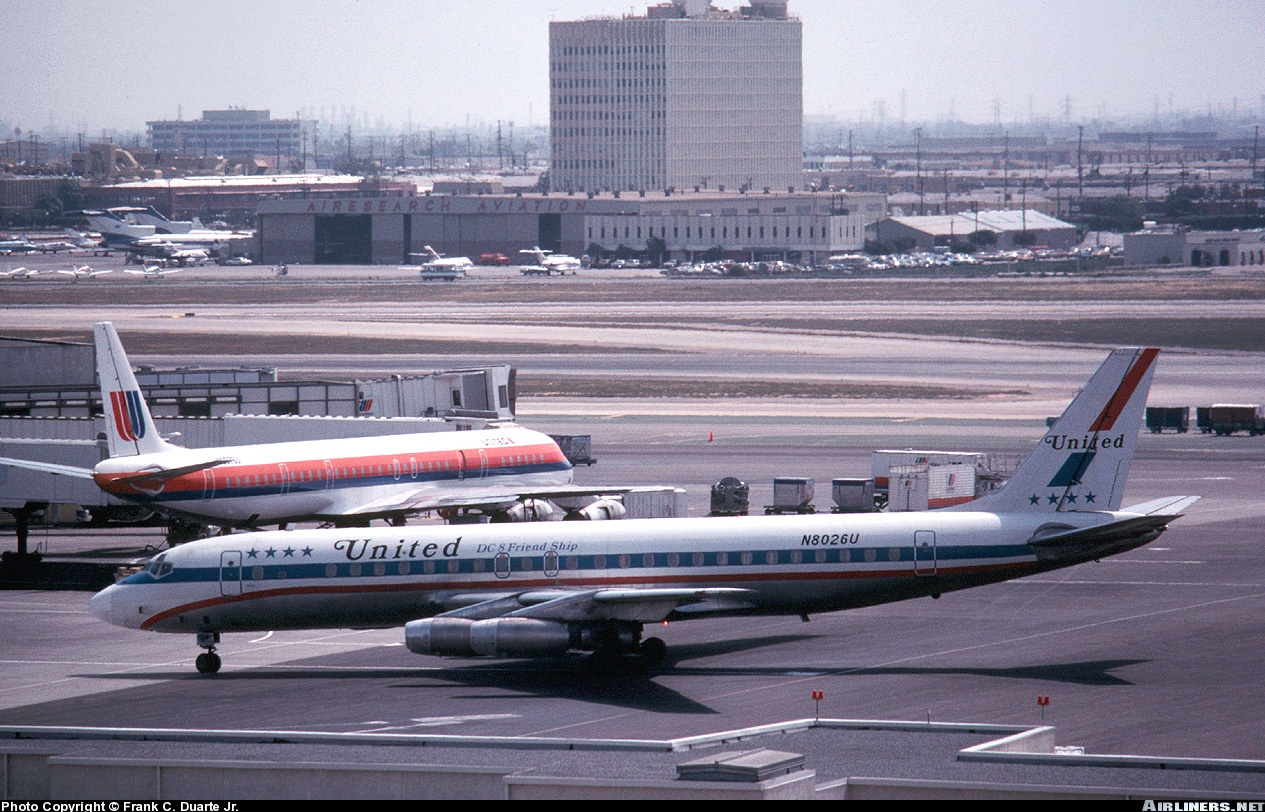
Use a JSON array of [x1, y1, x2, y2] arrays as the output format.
[[0, 457, 96, 479], [433, 587, 758, 624], [341, 485, 644, 517]]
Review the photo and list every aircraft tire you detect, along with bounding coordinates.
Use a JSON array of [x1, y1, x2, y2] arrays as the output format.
[[639, 637, 667, 664], [195, 652, 222, 674]]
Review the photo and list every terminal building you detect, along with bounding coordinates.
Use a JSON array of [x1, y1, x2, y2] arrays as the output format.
[[549, 0, 802, 194]]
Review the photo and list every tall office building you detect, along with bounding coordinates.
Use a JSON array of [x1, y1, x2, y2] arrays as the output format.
[[550, 0, 801, 194]]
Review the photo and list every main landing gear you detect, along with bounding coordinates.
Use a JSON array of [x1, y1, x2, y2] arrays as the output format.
[[195, 631, 222, 674], [587, 628, 669, 670]]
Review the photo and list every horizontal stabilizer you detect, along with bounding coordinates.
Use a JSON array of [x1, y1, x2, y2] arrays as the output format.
[[1120, 495, 1201, 516], [115, 458, 235, 487], [1027, 511, 1186, 563], [0, 457, 96, 479]]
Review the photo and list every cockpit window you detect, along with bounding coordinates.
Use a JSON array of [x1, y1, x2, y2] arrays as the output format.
[[147, 555, 174, 579]]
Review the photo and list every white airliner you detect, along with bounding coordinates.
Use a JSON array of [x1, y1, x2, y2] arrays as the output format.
[[0, 322, 605, 529], [87, 347, 1198, 674], [518, 247, 582, 273]]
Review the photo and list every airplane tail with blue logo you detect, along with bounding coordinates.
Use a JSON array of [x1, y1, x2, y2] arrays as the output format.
[[95, 322, 174, 458], [952, 347, 1159, 514]]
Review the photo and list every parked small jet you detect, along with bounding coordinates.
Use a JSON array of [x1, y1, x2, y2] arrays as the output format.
[[518, 246, 581, 272], [86, 347, 1196, 674]]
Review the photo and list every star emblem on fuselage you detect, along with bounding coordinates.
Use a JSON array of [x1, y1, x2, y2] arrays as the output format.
[[265, 547, 277, 558], [246, 549, 258, 559]]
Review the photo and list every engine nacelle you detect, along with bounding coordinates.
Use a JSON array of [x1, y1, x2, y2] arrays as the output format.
[[564, 497, 627, 521], [491, 498, 556, 523], [405, 617, 573, 657]]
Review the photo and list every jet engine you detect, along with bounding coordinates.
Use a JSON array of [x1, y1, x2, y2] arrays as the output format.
[[564, 497, 627, 521], [405, 617, 572, 657], [491, 498, 556, 523]]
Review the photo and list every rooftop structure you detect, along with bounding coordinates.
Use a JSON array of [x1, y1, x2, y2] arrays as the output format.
[[549, 1, 801, 195]]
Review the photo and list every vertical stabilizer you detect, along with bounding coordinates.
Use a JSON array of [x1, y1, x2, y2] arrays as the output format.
[[951, 347, 1159, 514], [94, 322, 172, 458]]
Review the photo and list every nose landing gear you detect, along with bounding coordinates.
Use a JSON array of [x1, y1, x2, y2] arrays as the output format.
[[195, 631, 222, 674]]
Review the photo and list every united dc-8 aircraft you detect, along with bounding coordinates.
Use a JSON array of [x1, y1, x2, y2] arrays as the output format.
[[0, 322, 614, 528], [89, 347, 1197, 674]]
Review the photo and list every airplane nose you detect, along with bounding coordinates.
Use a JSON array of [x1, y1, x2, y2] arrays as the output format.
[[89, 585, 116, 624]]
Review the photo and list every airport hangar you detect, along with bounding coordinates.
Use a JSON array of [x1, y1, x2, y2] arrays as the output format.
[[254, 190, 887, 266]]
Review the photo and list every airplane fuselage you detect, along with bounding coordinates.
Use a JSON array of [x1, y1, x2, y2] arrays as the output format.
[[92, 426, 571, 524], [90, 507, 1162, 635]]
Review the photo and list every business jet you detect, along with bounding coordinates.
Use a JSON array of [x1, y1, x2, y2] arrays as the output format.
[[87, 347, 1197, 674], [0, 237, 39, 255], [0, 323, 630, 531], [518, 247, 581, 273], [75, 209, 246, 260]]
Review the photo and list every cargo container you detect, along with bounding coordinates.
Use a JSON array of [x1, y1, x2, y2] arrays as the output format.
[[1209, 404, 1265, 436], [766, 477, 815, 514], [888, 462, 976, 512], [1146, 406, 1190, 433], [831, 478, 876, 513], [1196, 407, 1213, 434], [621, 487, 686, 519], [549, 434, 596, 465], [709, 476, 749, 516]]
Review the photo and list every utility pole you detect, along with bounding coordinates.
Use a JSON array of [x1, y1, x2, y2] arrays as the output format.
[[915, 127, 923, 215], [848, 129, 854, 169], [1077, 124, 1084, 201], [1002, 131, 1010, 209]]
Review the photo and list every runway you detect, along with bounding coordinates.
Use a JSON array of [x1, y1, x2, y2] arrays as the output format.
[[0, 265, 1263, 792]]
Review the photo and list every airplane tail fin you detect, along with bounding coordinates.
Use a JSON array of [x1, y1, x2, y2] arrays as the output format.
[[94, 322, 173, 458], [951, 347, 1159, 514]]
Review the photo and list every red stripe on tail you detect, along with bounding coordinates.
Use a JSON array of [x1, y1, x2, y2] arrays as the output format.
[[1090, 347, 1159, 432]]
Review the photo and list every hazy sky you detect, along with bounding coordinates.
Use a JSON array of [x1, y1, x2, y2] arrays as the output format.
[[3, 0, 1262, 134]]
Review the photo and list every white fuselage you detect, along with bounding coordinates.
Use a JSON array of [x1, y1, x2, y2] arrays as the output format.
[[90, 506, 1157, 636], [92, 426, 571, 524]]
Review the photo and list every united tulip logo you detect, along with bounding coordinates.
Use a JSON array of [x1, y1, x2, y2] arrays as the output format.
[[110, 390, 147, 441]]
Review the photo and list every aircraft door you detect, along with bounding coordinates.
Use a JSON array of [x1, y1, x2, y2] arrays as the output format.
[[476, 449, 488, 478], [914, 530, 937, 575], [494, 552, 510, 578], [220, 550, 243, 596], [278, 463, 291, 494], [323, 460, 335, 490], [201, 469, 216, 501], [544, 551, 559, 578], [457, 451, 467, 481], [392, 458, 401, 481]]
